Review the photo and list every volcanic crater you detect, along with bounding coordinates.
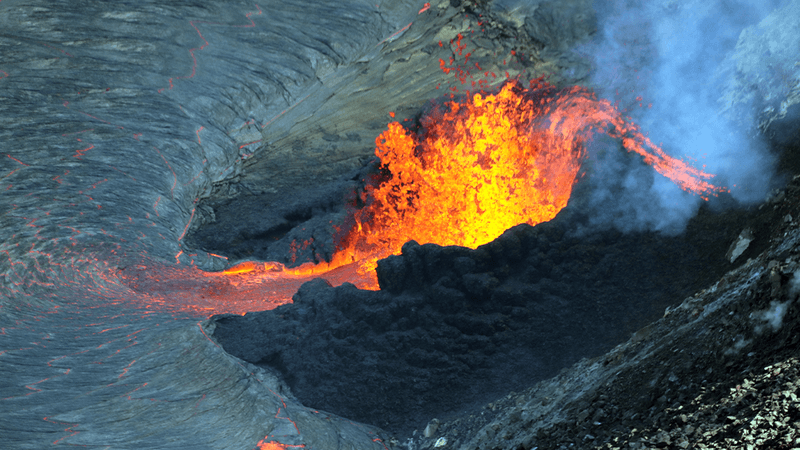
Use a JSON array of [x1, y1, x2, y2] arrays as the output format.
[[3, 0, 799, 449]]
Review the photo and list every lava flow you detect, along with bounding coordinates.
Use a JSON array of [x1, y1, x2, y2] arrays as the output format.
[[185, 78, 725, 315]]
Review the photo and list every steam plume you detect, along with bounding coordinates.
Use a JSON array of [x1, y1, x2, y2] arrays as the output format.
[[579, 0, 781, 233]]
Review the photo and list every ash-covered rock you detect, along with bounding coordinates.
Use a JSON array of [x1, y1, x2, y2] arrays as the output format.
[[184, 176, 354, 265]]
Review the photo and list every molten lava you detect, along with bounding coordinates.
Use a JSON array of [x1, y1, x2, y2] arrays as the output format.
[[160, 78, 724, 315], [343, 80, 582, 257], [332, 79, 724, 276]]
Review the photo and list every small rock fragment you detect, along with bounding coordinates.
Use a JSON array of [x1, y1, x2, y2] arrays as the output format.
[[424, 418, 440, 438], [726, 228, 754, 263]]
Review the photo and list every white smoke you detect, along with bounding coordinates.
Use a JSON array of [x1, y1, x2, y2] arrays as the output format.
[[757, 300, 789, 332], [579, 0, 783, 233]]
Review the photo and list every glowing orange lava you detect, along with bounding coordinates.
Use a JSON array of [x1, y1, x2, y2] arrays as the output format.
[[155, 78, 723, 316], [330, 79, 724, 277], [255, 439, 294, 450], [351, 80, 582, 252]]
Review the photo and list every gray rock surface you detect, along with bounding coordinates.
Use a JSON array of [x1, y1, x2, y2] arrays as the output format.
[[720, 0, 800, 143], [0, 0, 448, 448]]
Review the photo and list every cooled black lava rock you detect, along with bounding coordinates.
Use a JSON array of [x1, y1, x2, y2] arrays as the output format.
[[214, 267, 578, 438], [212, 204, 750, 439]]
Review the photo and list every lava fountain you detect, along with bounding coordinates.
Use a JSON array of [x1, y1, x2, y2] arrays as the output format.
[[328, 79, 726, 280], [179, 78, 725, 314]]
